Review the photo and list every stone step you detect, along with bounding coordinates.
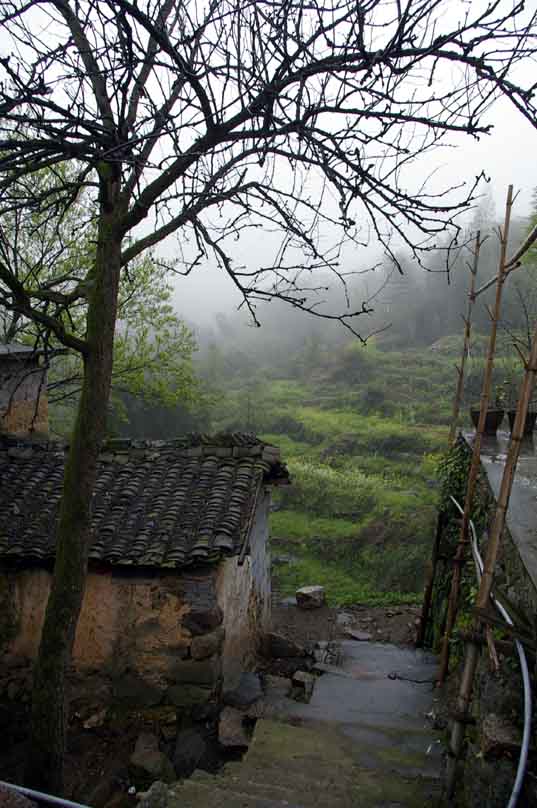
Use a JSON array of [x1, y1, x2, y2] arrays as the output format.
[[244, 718, 441, 781], [140, 637, 446, 808], [189, 763, 362, 803], [171, 777, 356, 807], [168, 779, 307, 807], [168, 719, 444, 808], [169, 773, 443, 808]]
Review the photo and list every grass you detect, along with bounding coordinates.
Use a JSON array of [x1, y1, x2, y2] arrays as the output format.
[[262, 407, 443, 605], [293, 406, 446, 454], [210, 341, 456, 606], [271, 549, 421, 607], [271, 510, 358, 542]]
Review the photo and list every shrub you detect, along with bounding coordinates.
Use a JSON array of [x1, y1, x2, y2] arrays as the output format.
[[264, 413, 309, 441], [279, 460, 376, 518]]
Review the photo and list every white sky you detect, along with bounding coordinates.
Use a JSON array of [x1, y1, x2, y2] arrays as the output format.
[[2, 0, 536, 330], [168, 2, 537, 327], [172, 98, 537, 326]]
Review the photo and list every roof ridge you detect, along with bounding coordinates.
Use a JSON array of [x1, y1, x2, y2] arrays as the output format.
[[2, 431, 279, 457]]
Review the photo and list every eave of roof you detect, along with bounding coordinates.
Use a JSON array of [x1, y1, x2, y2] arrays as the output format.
[[0, 433, 289, 570]]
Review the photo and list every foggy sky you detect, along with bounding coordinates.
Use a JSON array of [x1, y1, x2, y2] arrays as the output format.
[[172, 94, 537, 330]]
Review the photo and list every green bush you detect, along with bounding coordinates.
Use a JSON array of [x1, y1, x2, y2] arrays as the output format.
[[279, 460, 376, 518], [264, 413, 309, 440]]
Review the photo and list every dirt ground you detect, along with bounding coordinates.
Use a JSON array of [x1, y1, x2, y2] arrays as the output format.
[[271, 601, 421, 647]]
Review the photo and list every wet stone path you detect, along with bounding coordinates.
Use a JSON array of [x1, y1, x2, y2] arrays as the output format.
[[142, 640, 446, 807]]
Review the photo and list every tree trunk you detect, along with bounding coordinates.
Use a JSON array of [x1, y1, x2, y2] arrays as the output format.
[[26, 173, 122, 794]]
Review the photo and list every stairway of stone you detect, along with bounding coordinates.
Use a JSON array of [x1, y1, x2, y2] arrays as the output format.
[[146, 641, 445, 808]]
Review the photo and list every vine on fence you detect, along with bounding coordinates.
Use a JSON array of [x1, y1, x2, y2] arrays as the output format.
[[427, 437, 491, 652]]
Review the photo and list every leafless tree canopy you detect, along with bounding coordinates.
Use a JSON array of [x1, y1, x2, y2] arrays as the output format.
[[1, 3, 536, 791], [1, 0, 536, 336]]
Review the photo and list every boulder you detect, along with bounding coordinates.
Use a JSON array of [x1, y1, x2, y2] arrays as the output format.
[[262, 632, 306, 659], [86, 777, 117, 808], [113, 673, 163, 709], [481, 713, 523, 759], [279, 596, 297, 607], [83, 707, 108, 729], [218, 706, 249, 748], [296, 585, 326, 609], [129, 733, 175, 788], [183, 605, 223, 636], [292, 671, 315, 701], [265, 674, 293, 695], [344, 629, 372, 641], [192, 702, 219, 723], [169, 656, 221, 687], [246, 675, 293, 719], [137, 781, 169, 808], [166, 684, 211, 711], [190, 628, 225, 660], [173, 728, 207, 778], [223, 672, 263, 709]]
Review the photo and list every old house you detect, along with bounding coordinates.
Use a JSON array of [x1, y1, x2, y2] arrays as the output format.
[[0, 345, 288, 715]]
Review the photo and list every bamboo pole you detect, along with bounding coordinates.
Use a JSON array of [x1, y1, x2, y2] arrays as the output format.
[[472, 220, 537, 299], [448, 232, 482, 447], [438, 185, 514, 685], [447, 310, 537, 799], [416, 512, 444, 647], [418, 235, 483, 647]]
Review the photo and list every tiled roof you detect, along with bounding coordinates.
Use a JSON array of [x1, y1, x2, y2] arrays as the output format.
[[0, 433, 288, 569], [0, 342, 64, 358], [0, 343, 39, 356]]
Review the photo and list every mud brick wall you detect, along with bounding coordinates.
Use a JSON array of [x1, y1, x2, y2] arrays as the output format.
[[1, 566, 225, 708], [1, 542, 270, 712]]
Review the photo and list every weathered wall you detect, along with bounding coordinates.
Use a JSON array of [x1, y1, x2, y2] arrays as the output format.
[[216, 488, 272, 689], [216, 557, 256, 689], [0, 356, 48, 436], [1, 494, 272, 706], [1, 565, 225, 710], [249, 488, 272, 633]]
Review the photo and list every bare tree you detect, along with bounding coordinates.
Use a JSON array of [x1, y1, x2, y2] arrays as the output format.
[[1, 0, 537, 793]]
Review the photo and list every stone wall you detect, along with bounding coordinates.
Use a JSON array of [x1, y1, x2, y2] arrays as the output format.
[[0, 355, 48, 436], [459, 516, 537, 807], [431, 438, 537, 806], [216, 488, 271, 689]]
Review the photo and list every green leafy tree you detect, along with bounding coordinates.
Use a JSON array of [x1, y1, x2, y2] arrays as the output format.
[[49, 258, 199, 433], [0, 167, 199, 433]]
